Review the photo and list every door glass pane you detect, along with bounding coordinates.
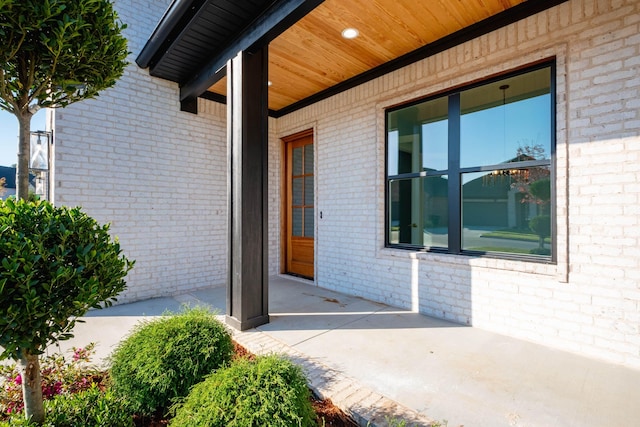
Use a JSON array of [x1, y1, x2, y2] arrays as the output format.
[[304, 208, 314, 237], [292, 208, 303, 236], [388, 176, 448, 247], [293, 147, 303, 175], [292, 177, 303, 206], [304, 144, 314, 174], [460, 67, 551, 168], [304, 176, 314, 205], [461, 167, 551, 256]]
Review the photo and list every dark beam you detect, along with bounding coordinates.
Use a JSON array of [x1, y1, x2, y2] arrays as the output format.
[[180, 96, 198, 114], [226, 47, 270, 331], [136, 0, 206, 69], [180, 0, 324, 102], [200, 91, 227, 105]]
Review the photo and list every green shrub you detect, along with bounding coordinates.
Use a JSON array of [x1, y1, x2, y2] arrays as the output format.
[[0, 386, 131, 427], [170, 355, 316, 427], [529, 214, 551, 239], [0, 416, 35, 426], [529, 214, 551, 254], [109, 307, 233, 416], [0, 343, 106, 418], [44, 385, 132, 427]]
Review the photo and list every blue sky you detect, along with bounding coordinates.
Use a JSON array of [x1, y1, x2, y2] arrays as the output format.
[[388, 94, 550, 176], [0, 110, 47, 167]]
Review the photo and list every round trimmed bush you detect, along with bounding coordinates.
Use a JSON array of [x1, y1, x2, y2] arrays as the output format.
[[109, 307, 233, 416], [170, 355, 316, 427]]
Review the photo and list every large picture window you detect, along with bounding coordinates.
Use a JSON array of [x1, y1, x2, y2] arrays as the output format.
[[386, 63, 554, 260]]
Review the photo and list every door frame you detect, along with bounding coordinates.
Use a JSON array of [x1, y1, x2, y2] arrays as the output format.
[[280, 128, 315, 279]]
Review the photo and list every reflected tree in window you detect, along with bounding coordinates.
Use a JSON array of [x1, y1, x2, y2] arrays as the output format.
[[386, 63, 554, 259], [510, 144, 551, 255]]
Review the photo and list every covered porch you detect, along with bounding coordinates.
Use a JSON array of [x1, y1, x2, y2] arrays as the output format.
[[61, 276, 640, 426], [135, 0, 569, 330]]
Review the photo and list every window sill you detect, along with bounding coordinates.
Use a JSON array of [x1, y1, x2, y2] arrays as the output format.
[[378, 246, 558, 277]]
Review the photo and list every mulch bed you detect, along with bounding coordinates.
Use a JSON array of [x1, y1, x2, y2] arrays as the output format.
[[134, 341, 358, 427], [312, 396, 359, 427]]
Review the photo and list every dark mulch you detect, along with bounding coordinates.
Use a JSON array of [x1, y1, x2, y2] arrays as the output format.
[[232, 340, 256, 361], [134, 341, 357, 427], [133, 413, 168, 427], [312, 396, 359, 427]]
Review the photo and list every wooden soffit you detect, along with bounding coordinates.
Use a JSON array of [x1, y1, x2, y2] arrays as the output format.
[[139, 0, 567, 116]]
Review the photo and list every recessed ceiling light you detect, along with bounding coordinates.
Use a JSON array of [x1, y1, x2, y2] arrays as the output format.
[[341, 28, 359, 39], [268, 81, 273, 86]]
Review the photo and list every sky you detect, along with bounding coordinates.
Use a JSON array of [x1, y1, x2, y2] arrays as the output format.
[[388, 94, 550, 178], [0, 109, 47, 167]]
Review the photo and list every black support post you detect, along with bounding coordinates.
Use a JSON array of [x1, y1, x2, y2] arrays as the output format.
[[180, 96, 198, 114], [226, 47, 270, 331]]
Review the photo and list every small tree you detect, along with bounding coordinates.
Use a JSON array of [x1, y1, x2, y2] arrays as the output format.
[[0, 199, 134, 424], [529, 214, 551, 253], [0, 0, 128, 200], [527, 178, 551, 253], [510, 144, 552, 251]]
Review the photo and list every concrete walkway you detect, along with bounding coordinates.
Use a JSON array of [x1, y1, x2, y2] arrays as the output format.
[[54, 276, 640, 427]]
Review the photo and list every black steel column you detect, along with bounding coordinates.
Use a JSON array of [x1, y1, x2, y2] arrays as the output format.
[[226, 47, 269, 330]]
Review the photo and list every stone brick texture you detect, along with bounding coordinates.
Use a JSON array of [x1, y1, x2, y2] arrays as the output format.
[[54, 0, 640, 368]]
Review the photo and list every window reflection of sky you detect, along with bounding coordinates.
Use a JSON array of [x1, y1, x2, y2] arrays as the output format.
[[460, 94, 550, 168], [422, 120, 448, 171], [388, 130, 399, 176], [388, 94, 550, 176]]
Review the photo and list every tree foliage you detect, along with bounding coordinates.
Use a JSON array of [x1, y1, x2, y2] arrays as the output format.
[[0, 0, 129, 199], [528, 178, 551, 206], [0, 0, 128, 114], [0, 199, 133, 424], [0, 199, 133, 360]]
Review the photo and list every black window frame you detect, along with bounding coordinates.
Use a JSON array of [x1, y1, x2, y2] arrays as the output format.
[[385, 60, 557, 263]]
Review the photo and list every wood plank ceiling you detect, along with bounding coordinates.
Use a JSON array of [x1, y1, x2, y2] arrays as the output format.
[[207, 0, 526, 112]]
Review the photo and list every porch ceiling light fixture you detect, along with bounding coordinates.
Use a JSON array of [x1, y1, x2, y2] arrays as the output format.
[[341, 28, 359, 39]]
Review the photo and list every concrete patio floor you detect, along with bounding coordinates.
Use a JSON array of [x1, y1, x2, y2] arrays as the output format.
[[53, 275, 640, 427]]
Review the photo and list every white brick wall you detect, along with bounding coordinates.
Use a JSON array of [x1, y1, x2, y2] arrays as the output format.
[[53, 0, 229, 302], [54, 0, 640, 368], [268, 117, 281, 277], [276, 0, 640, 368]]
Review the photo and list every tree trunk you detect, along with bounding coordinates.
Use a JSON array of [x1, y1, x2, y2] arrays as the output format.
[[16, 112, 33, 200], [19, 350, 44, 425]]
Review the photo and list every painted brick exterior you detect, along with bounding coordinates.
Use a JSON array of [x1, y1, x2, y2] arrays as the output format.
[[54, 0, 640, 368], [276, 0, 640, 368], [53, 0, 229, 302]]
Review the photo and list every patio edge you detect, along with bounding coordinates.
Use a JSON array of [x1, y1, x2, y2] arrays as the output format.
[[224, 317, 436, 427]]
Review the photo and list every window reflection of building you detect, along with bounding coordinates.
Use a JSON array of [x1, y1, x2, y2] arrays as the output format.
[[386, 63, 554, 258]]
